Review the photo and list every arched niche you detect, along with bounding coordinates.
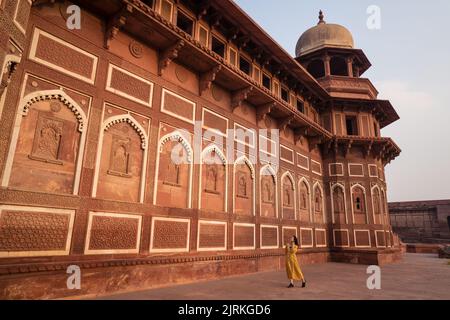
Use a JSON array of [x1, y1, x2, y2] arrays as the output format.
[[154, 131, 193, 209], [199, 145, 227, 213], [92, 114, 148, 203], [307, 59, 325, 79], [331, 183, 347, 224], [371, 185, 383, 225], [260, 164, 277, 218], [313, 182, 325, 223], [298, 177, 311, 222], [233, 156, 255, 216], [4, 89, 87, 195], [330, 56, 348, 76], [351, 184, 368, 224], [281, 172, 296, 220]]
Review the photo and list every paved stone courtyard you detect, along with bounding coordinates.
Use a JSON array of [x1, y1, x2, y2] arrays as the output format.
[[99, 253, 450, 300]]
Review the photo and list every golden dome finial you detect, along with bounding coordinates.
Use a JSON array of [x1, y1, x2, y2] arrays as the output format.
[[318, 10, 326, 25]]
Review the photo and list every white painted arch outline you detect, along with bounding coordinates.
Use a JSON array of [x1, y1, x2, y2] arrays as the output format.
[[1, 89, 88, 195], [92, 113, 149, 203], [312, 181, 326, 223], [350, 183, 369, 224], [259, 164, 278, 218], [153, 129, 194, 208], [330, 182, 348, 224], [298, 176, 312, 222], [280, 171, 297, 220], [198, 144, 228, 212], [233, 155, 256, 216]]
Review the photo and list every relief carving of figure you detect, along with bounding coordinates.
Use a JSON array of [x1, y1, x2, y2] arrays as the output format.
[[315, 190, 322, 213], [31, 116, 63, 163], [300, 191, 307, 210], [166, 162, 180, 185], [109, 135, 131, 177], [205, 165, 218, 192], [262, 179, 274, 204], [334, 188, 345, 213], [237, 174, 247, 197], [283, 185, 292, 207]]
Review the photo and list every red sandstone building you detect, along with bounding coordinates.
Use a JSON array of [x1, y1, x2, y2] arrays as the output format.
[[0, 0, 401, 299]]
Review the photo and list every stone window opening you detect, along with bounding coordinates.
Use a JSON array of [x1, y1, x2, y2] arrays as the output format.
[[176, 10, 194, 36], [141, 0, 155, 9], [239, 56, 251, 75], [296, 99, 305, 113], [346, 115, 358, 136], [330, 56, 347, 76], [355, 197, 362, 211], [211, 36, 225, 58], [262, 73, 271, 90], [307, 59, 325, 79], [281, 87, 289, 104]]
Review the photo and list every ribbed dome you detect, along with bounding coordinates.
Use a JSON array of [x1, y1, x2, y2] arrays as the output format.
[[296, 11, 354, 57]]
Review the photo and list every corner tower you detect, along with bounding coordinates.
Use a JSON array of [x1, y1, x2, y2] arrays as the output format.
[[297, 11, 401, 260]]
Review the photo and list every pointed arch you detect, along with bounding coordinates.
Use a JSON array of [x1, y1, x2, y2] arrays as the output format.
[[313, 181, 326, 223], [198, 144, 227, 212], [260, 164, 278, 218], [2, 89, 88, 195], [298, 176, 312, 222], [153, 129, 194, 209], [233, 155, 256, 216], [330, 182, 348, 224], [158, 130, 193, 163], [281, 171, 296, 220], [92, 113, 149, 203], [234, 155, 255, 179], [350, 183, 368, 224], [21, 89, 87, 132], [103, 114, 148, 149]]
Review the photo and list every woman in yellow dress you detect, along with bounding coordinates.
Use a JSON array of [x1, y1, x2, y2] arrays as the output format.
[[285, 236, 306, 288]]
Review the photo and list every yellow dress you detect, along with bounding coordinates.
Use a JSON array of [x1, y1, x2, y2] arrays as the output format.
[[285, 244, 304, 281]]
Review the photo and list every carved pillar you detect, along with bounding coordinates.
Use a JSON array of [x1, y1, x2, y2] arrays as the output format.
[[323, 54, 331, 76], [346, 57, 354, 78]]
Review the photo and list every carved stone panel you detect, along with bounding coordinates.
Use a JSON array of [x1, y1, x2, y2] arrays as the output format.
[[333, 187, 346, 224], [234, 164, 253, 216], [0, 209, 72, 255], [9, 99, 81, 194], [282, 176, 295, 220], [299, 181, 310, 222], [260, 175, 276, 218], [156, 140, 191, 209], [97, 122, 143, 203]]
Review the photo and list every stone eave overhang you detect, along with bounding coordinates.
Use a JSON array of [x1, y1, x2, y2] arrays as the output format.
[[329, 97, 400, 129], [55, 0, 333, 141], [211, 0, 330, 100], [323, 135, 401, 164]]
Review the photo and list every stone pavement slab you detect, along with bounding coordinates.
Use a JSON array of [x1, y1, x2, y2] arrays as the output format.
[[97, 253, 450, 300]]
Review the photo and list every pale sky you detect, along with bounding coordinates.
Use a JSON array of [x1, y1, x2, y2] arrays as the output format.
[[235, 0, 450, 202]]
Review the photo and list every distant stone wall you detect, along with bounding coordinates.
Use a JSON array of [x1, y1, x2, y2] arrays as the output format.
[[389, 200, 450, 243]]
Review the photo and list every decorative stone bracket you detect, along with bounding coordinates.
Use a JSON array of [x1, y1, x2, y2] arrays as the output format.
[[256, 102, 275, 122], [158, 40, 186, 76], [105, 4, 133, 49], [231, 86, 253, 111], [199, 65, 222, 95]]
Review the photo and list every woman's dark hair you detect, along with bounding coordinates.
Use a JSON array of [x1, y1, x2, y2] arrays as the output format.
[[292, 235, 299, 246]]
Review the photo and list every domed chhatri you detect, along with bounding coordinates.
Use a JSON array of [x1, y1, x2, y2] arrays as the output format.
[[296, 10, 354, 57]]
